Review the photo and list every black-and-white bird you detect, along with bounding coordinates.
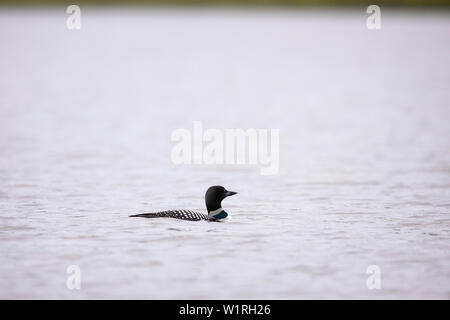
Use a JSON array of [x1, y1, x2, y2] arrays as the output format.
[[129, 186, 237, 221]]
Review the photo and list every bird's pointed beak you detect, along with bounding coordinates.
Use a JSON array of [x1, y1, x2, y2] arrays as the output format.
[[225, 191, 237, 197]]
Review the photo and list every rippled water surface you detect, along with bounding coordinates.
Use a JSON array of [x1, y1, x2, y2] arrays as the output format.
[[0, 8, 449, 299]]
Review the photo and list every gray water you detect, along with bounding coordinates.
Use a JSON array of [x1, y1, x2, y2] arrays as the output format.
[[0, 7, 449, 299]]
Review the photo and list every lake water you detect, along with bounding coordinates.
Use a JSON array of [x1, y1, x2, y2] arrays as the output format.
[[0, 7, 449, 299]]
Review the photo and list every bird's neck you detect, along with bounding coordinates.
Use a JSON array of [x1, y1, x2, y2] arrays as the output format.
[[208, 207, 228, 220], [206, 199, 221, 213]]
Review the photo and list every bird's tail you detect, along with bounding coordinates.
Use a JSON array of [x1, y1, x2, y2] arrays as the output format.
[[129, 213, 161, 218]]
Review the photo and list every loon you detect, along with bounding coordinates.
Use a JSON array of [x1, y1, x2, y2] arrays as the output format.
[[129, 186, 237, 221]]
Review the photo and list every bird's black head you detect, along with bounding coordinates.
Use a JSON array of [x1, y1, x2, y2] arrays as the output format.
[[205, 186, 237, 213]]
